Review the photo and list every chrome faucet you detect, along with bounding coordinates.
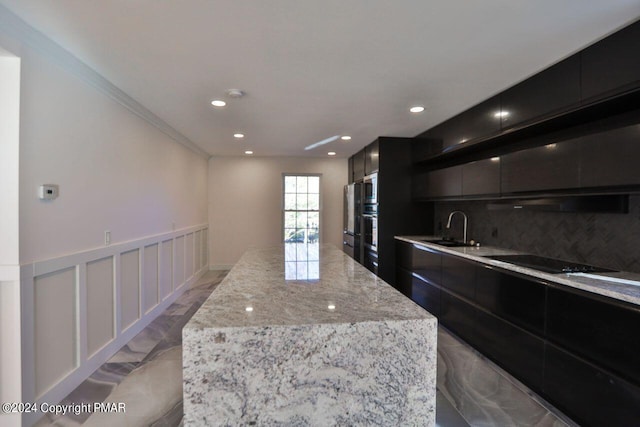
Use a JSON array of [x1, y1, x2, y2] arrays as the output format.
[[446, 211, 468, 243]]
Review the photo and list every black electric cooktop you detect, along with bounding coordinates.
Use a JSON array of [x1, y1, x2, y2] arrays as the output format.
[[485, 254, 616, 274]]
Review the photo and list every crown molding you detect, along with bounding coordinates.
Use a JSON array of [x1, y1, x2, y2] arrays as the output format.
[[0, 4, 209, 158]]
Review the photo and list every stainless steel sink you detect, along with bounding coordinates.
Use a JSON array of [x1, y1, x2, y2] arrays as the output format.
[[418, 239, 472, 247]]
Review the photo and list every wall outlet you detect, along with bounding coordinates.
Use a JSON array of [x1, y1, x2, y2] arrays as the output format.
[[38, 184, 59, 200], [105, 230, 111, 246]]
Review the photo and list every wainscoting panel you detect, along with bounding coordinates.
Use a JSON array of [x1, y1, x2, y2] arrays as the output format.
[[160, 239, 173, 300], [21, 224, 208, 427], [185, 232, 194, 280], [143, 244, 159, 314], [174, 236, 185, 290], [86, 257, 114, 357], [120, 249, 140, 331], [33, 267, 77, 399], [202, 228, 208, 270], [194, 230, 202, 273]]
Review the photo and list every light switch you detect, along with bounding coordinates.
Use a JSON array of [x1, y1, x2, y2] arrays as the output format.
[[39, 184, 59, 200]]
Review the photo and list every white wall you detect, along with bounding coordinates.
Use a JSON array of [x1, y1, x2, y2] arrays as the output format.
[[208, 156, 347, 267], [0, 10, 209, 426], [18, 47, 208, 264]]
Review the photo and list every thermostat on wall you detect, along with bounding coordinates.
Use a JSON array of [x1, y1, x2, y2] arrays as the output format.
[[39, 184, 59, 200]]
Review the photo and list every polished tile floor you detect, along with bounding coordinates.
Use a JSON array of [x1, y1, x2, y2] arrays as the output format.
[[34, 269, 567, 427]]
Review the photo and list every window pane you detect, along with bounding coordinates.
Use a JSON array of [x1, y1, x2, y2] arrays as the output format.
[[308, 176, 319, 193], [307, 194, 319, 211], [284, 193, 296, 210], [308, 212, 319, 228], [284, 212, 296, 228], [296, 193, 308, 210], [296, 212, 307, 229], [284, 176, 296, 193], [296, 176, 307, 193]]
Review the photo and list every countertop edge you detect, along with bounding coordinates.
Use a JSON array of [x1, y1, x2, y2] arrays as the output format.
[[396, 235, 640, 307]]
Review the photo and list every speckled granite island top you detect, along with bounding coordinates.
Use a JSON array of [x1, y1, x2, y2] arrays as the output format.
[[397, 235, 640, 306], [183, 243, 437, 426]]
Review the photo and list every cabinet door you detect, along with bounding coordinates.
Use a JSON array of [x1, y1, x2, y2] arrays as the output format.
[[474, 309, 545, 392], [411, 274, 441, 317], [395, 267, 413, 299], [365, 139, 379, 175], [425, 166, 463, 198], [544, 343, 640, 427], [353, 149, 365, 181], [461, 157, 501, 196], [441, 254, 475, 301], [547, 287, 640, 386], [581, 21, 640, 103], [501, 141, 580, 194], [500, 55, 580, 130], [347, 156, 354, 184], [439, 96, 502, 150], [412, 244, 441, 286], [412, 137, 443, 163], [440, 291, 477, 345], [580, 123, 640, 188], [475, 266, 546, 335], [395, 241, 413, 270]]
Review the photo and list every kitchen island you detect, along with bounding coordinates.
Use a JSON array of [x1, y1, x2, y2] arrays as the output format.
[[183, 243, 437, 426]]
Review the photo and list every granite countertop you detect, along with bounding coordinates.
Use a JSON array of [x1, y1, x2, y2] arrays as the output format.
[[186, 243, 434, 331], [396, 235, 640, 307]]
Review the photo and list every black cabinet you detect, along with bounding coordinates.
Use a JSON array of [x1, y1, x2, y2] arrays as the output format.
[[474, 309, 545, 392], [347, 157, 354, 184], [411, 273, 441, 317], [581, 20, 640, 103], [579, 123, 640, 188], [411, 244, 441, 286], [475, 265, 546, 335], [365, 139, 379, 175], [395, 266, 413, 299], [412, 138, 443, 163], [413, 166, 462, 199], [417, 96, 502, 150], [461, 157, 501, 197], [441, 254, 475, 301], [500, 56, 581, 130], [501, 140, 581, 194], [352, 149, 365, 182], [547, 287, 640, 387], [441, 290, 477, 345], [544, 343, 640, 427]]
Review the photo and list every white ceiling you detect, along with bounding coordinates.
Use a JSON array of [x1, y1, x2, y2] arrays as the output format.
[[1, 1, 640, 158]]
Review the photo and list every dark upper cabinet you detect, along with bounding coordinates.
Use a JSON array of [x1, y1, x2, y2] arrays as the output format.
[[413, 166, 462, 199], [544, 343, 640, 427], [500, 56, 581, 130], [412, 138, 443, 163], [365, 139, 379, 175], [352, 149, 365, 182], [416, 96, 502, 152], [579, 123, 640, 188], [501, 140, 581, 194], [581, 20, 640, 104], [475, 265, 546, 335], [547, 287, 640, 387], [461, 157, 501, 197]]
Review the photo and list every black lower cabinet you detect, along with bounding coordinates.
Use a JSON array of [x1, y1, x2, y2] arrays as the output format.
[[475, 265, 546, 335], [441, 254, 475, 301], [547, 287, 640, 386], [411, 274, 441, 317], [395, 267, 413, 299], [474, 309, 544, 392], [544, 343, 640, 427], [440, 291, 476, 346]]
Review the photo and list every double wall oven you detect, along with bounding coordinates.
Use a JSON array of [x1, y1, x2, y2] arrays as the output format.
[[362, 173, 378, 274]]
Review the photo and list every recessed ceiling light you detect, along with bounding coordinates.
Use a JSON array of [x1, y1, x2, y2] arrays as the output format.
[[244, 150, 253, 155], [211, 100, 226, 107], [494, 111, 509, 118], [341, 136, 351, 141], [234, 133, 245, 139], [491, 157, 500, 162], [328, 151, 336, 156], [410, 106, 425, 113]]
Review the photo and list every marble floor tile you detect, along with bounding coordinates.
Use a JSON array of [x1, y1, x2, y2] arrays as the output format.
[[437, 327, 575, 427]]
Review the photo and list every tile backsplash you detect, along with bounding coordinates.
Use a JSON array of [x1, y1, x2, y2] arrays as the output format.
[[434, 195, 640, 273]]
